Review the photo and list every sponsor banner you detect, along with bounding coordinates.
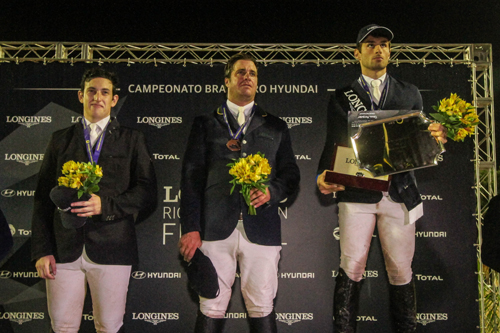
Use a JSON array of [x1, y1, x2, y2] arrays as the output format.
[[0, 62, 478, 332]]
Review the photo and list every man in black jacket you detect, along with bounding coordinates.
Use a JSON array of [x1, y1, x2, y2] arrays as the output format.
[[317, 25, 447, 332], [179, 53, 300, 332], [31, 67, 157, 333]]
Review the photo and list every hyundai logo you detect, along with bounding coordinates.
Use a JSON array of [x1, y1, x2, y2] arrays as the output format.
[[0, 271, 12, 279], [131, 271, 146, 279], [1, 189, 15, 197]]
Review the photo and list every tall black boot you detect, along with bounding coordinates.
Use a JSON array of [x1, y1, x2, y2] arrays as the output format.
[[194, 311, 226, 333], [248, 310, 277, 333], [389, 279, 417, 333], [333, 268, 362, 333]]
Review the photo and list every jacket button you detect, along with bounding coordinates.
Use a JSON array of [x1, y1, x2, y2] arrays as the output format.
[[242, 140, 247, 144], [242, 153, 247, 157]]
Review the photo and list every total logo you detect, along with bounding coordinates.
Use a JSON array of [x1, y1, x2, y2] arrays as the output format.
[[152, 154, 180, 160], [420, 194, 443, 200], [137, 116, 182, 129], [131, 312, 179, 325], [279, 117, 313, 129], [4, 153, 44, 166], [0, 312, 44, 325], [276, 312, 313, 326], [417, 313, 448, 326], [415, 274, 444, 281], [295, 155, 311, 160]]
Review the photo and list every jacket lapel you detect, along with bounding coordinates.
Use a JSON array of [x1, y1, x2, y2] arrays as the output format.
[[245, 105, 267, 135]]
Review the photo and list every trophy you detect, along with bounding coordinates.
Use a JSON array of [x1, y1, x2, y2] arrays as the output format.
[[325, 111, 445, 190]]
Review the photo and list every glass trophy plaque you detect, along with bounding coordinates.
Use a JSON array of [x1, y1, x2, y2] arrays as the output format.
[[351, 111, 445, 177]]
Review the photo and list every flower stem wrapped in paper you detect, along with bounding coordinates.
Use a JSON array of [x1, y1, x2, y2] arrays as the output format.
[[50, 161, 103, 229], [430, 93, 479, 142], [227, 152, 271, 215]]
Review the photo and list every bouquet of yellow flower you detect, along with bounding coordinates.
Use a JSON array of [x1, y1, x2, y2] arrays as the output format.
[[430, 93, 479, 142], [58, 161, 103, 199], [227, 152, 272, 215]]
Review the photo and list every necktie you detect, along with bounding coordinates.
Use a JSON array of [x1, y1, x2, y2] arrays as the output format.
[[237, 107, 246, 126], [371, 79, 381, 103], [89, 123, 99, 147]]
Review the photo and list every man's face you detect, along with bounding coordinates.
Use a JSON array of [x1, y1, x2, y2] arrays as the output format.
[[78, 77, 118, 122], [354, 36, 391, 75], [225, 60, 258, 105]]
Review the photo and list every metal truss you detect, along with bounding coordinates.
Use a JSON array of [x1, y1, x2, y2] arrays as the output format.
[[0, 42, 473, 66], [0, 42, 496, 331]]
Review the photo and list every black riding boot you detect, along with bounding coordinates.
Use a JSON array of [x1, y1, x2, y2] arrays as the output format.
[[248, 310, 277, 333], [194, 311, 226, 333], [333, 268, 362, 333], [389, 279, 417, 333]]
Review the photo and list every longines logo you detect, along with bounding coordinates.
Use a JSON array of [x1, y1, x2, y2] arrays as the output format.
[[1, 189, 15, 197], [276, 313, 313, 326], [332, 270, 378, 279], [152, 154, 180, 160], [71, 116, 83, 123], [1, 189, 35, 197], [6, 116, 52, 128], [131, 312, 179, 325], [5, 153, 44, 166], [415, 231, 447, 238], [0, 271, 39, 278], [344, 90, 367, 112], [279, 117, 313, 129], [131, 271, 181, 279], [279, 272, 315, 279], [0, 312, 44, 325], [417, 313, 448, 325], [420, 194, 443, 200], [137, 117, 182, 129]]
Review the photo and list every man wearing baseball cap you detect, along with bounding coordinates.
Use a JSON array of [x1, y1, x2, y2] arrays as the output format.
[[317, 24, 447, 332]]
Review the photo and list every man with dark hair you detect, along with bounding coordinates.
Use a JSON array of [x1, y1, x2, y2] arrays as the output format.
[[317, 25, 447, 332], [179, 53, 300, 332], [31, 67, 157, 333]]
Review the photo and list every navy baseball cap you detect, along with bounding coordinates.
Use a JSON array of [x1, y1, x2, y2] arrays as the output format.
[[357, 24, 394, 44]]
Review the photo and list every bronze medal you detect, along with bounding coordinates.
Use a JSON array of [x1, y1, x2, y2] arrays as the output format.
[[226, 139, 241, 151]]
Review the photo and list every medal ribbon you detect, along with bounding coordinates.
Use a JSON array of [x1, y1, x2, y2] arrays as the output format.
[[359, 75, 389, 110], [82, 118, 110, 164], [221, 102, 255, 140]]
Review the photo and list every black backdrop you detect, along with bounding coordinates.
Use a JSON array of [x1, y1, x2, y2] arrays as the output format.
[[0, 62, 478, 332]]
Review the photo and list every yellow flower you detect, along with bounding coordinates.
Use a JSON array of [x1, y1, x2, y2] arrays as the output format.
[[58, 176, 69, 187], [454, 128, 469, 141], [95, 165, 103, 177]]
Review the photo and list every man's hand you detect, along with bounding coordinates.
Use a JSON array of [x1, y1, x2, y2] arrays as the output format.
[[178, 231, 202, 262], [428, 123, 448, 144], [71, 194, 102, 217], [250, 187, 271, 208], [317, 170, 345, 195], [35, 255, 56, 279]]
